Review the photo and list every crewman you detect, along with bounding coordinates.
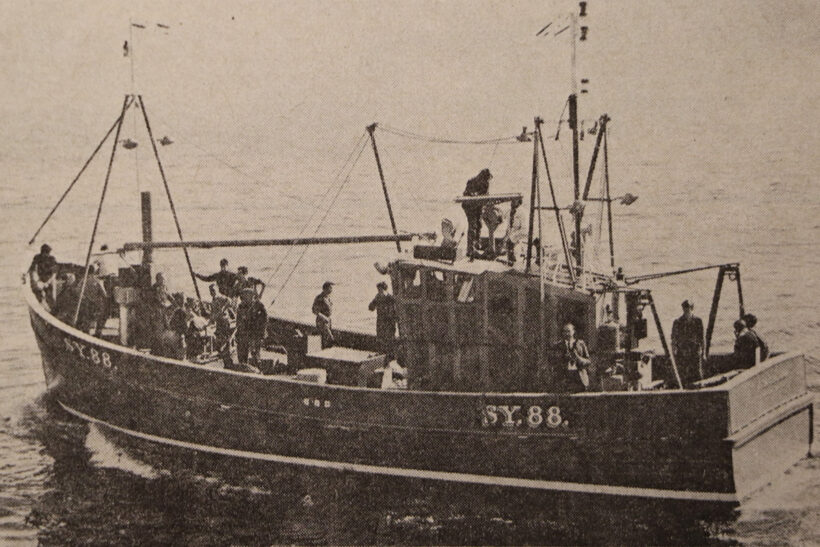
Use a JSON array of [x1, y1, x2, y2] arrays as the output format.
[[195, 258, 239, 298], [92, 244, 121, 279], [440, 218, 459, 250], [742, 313, 769, 362], [236, 266, 266, 297], [185, 299, 209, 360], [481, 203, 504, 257], [153, 293, 188, 359], [92, 244, 120, 337], [671, 300, 705, 385], [732, 319, 758, 369], [212, 296, 237, 369], [312, 281, 334, 349], [553, 323, 592, 393], [461, 168, 492, 257], [53, 273, 79, 323], [167, 293, 189, 359], [72, 268, 107, 334], [236, 287, 268, 371], [91, 263, 113, 337], [151, 272, 173, 309], [368, 281, 397, 356], [144, 272, 173, 347], [29, 243, 58, 308]]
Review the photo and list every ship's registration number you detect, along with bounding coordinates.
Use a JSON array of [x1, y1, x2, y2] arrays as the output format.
[[482, 404, 567, 429], [64, 337, 113, 368]]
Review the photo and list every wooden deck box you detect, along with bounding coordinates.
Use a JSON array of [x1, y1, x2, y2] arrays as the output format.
[[306, 347, 387, 386]]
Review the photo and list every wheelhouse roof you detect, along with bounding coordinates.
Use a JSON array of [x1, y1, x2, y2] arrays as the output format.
[[392, 256, 616, 292]]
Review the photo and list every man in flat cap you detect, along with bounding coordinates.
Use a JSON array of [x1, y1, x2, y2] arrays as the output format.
[[671, 299, 705, 385]]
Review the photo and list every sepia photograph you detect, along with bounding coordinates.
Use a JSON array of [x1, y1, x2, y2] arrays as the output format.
[[1, 1, 817, 545]]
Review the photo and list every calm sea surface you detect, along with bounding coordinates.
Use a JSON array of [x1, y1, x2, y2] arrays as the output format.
[[2, 2, 819, 545]]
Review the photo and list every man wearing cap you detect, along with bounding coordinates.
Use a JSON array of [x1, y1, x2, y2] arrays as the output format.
[[671, 300, 705, 385], [312, 281, 335, 348], [235, 288, 267, 371], [29, 243, 58, 308], [195, 258, 239, 298], [369, 281, 397, 355]]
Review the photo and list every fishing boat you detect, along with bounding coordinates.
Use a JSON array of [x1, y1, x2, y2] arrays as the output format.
[[23, 86, 814, 511]]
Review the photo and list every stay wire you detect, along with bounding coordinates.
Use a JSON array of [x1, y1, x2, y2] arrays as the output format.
[[262, 131, 369, 289], [270, 136, 369, 303], [263, 131, 369, 295], [379, 124, 525, 145], [29, 97, 135, 245], [73, 95, 131, 325], [156, 120, 316, 209]]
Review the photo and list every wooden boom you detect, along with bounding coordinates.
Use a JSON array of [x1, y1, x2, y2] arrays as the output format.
[[121, 232, 435, 252]]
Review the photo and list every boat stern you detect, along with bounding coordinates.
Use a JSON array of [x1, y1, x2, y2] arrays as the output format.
[[719, 352, 814, 499]]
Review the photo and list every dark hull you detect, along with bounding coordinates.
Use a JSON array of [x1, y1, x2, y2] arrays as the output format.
[[26, 288, 813, 505]]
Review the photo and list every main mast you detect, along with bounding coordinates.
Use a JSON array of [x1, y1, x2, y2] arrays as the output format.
[[569, 93, 582, 267]]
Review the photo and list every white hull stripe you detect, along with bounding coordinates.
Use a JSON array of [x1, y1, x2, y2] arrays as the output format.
[[59, 402, 737, 503]]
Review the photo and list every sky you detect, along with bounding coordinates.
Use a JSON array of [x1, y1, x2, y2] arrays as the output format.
[[1, 1, 817, 153]]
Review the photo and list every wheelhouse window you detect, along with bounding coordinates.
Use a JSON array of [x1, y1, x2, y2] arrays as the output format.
[[400, 266, 423, 299], [425, 269, 447, 301]]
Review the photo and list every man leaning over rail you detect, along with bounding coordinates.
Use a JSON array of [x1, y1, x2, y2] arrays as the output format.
[[29, 243, 58, 309]]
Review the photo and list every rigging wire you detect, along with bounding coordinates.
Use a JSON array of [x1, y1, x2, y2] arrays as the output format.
[[262, 131, 369, 296], [590, 150, 607, 268], [156, 120, 316, 209], [270, 136, 370, 303], [138, 95, 202, 302], [28, 99, 134, 245], [378, 124, 526, 145], [74, 96, 131, 325]]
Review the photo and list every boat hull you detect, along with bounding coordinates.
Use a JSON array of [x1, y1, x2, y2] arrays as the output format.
[[26, 288, 813, 505]]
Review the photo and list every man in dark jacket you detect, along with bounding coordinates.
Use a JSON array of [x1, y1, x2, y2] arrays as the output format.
[[54, 273, 80, 323], [236, 288, 267, 370], [29, 243, 58, 308], [671, 300, 705, 385], [195, 258, 239, 298], [369, 281, 397, 356], [742, 313, 769, 362], [462, 168, 492, 257], [733, 319, 758, 369]]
